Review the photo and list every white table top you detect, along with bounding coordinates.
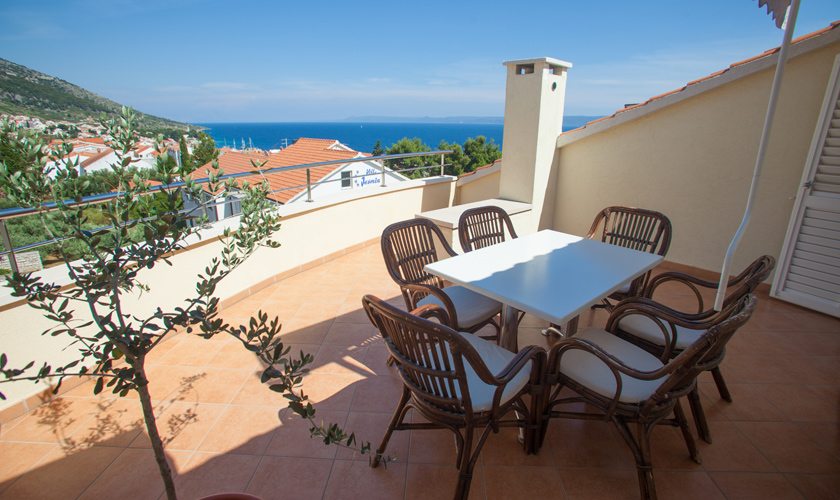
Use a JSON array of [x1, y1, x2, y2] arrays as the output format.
[[424, 230, 664, 326]]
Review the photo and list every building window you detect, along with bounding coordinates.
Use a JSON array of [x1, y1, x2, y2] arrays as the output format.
[[341, 171, 352, 188]]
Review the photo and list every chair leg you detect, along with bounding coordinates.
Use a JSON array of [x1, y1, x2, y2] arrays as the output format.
[[674, 400, 701, 464], [612, 418, 658, 500], [453, 425, 493, 500], [372, 385, 410, 468], [711, 367, 732, 402], [687, 385, 712, 444]]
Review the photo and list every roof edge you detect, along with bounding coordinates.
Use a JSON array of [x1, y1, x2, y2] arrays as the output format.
[[557, 20, 840, 149]]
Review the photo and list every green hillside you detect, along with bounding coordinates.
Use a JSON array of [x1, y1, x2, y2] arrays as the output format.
[[0, 57, 192, 132]]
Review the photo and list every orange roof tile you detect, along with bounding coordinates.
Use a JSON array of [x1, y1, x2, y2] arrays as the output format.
[[194, 138, 362, 204], [567, 20, 840, 135], [459, 158, 501, 178]]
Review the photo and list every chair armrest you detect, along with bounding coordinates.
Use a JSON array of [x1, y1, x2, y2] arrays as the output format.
[[644, 271, 718, 314], [410, 303, 452, 327], [402, 283, 460, 328]]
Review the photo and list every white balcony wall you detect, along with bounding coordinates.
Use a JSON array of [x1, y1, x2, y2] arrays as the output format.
[[0, 177, 456, 413]]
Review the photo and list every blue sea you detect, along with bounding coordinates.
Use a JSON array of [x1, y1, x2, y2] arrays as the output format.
[[195, 122, 506, 153]]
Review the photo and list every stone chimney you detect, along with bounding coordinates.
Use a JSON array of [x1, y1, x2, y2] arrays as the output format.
[[499, 57, 571, 232]]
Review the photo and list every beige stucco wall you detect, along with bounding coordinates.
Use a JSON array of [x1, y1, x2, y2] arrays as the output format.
[[455, 169, 501, 205], [551, 42, 840, 276], [0, 178, 456, 412]]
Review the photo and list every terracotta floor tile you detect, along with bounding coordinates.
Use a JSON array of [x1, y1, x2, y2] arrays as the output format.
[[0, 442, 55, 492], [246, 456, 334, 500], [407, 414, 463, 465], [652, 470, 725, 500], [278, 273, 323, 289], [479, 425, 554, 467], [647, 424, 704, 471], [796, 422, 840, 456], [173, 368, 253, 405], [298, 373, 359, 411], [350, 374, 404, 413], [694, 420, 775, 472], [310, 344, 371, 376], [790, 332, 840, 357], [482, 465, 563, 500], [129, 402, 225, 452], [0, 397, 102, 444], [78, 448, 168, 500], [334, 302, 373, 324], [697, 382, 789, 422], [278, 319, 332, 344], [722, 355, 798, 385], [0, 445, 122, 500], [336, 411, 410, 462], [294, 302, 342, 322], [752, 384, 839, 422], [322, 459, 408, 500], [726, 331, 807, 356], [708, 472, 805, 500], [784, 473, 840, 500], [217, 299, 264, 321], [783, 312, 840, 334], [557, 467, 638, 500], [143, 365, 205, 402], [172, 451, 262, 500], [323, 321, 381, 346], [197, 405, 280, 455], [229, 370, 290, 407], [405, 463, 486, 500], [545, 418, 634, 469], [307, 286, 351, 304], [205, 341, 262, 370], [66, 398, 145, 448], [735, 421, 840, 474], [154, 338, 227, 367], [255, 299, 302, 322], [264, 409, 345, 459], [768, 356, 840, 386]]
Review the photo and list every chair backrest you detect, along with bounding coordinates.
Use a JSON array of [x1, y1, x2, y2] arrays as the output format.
[[381, 218, 457, 289], [458, 206, 518, 252], [362, 294, 482, 416], [643, 294, 757, 412], [586, 206, 672, 257], [719, 255, 775, 310]]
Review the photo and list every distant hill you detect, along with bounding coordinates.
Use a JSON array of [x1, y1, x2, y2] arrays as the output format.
[[343, 115, 604, 129], [0, 58, 192, 132]]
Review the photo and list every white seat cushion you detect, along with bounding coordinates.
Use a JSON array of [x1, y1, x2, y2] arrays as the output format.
[[417, 285, 502, 329], [559, 328, 666, 403], [432, 331, 531, 412], [618, 314, 702, 351]]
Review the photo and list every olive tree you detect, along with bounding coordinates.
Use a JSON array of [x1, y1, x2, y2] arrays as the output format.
[[0, 108, 372, 500]]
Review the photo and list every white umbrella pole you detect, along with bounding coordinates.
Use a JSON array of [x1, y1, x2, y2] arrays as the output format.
[[714, 0, 801, 311]]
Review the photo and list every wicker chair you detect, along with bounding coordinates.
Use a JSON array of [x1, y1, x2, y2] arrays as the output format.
[[458, 205, 518, 253], [363, 295, 545, 500], [586, 206, 672, 309], [542, 294, 757, 500], [381, 218, 502, 341], [614, 255, 775, 442]]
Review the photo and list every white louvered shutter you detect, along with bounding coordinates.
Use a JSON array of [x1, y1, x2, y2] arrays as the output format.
[[771, 54, 840, 317]]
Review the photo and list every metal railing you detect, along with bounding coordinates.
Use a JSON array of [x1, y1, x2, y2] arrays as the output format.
[[0, 150, 452, 273]]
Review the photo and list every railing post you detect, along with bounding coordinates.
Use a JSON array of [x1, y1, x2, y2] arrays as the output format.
[[306, 169, 313, 202], [0, 220, 19, 274], [380, 161, 387, 188], [440, 153, 445, 177]]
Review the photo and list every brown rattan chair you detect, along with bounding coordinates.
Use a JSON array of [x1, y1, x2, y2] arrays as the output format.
[[613, 255, 775, 443], [381, 218, 501, 341], [363, 295, 545, 500], [542, 294, 757, 500], [586, 206, 673, 309], [458, 205, 518, 253]]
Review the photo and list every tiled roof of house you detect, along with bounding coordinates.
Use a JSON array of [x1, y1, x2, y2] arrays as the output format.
[[564, 19, 840, 135], [459, 158, 502, 178], [195, 138, 363, 204]]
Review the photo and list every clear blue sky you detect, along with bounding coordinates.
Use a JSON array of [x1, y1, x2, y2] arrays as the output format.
[[1, 0, 838, 123]]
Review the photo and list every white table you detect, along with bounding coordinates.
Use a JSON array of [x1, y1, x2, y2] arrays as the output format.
[[424, 230, 664, 352]]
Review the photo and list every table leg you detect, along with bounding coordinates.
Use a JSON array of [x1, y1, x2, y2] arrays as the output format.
[[499, 304, 520, 352], [563, 315, 579, 337]]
